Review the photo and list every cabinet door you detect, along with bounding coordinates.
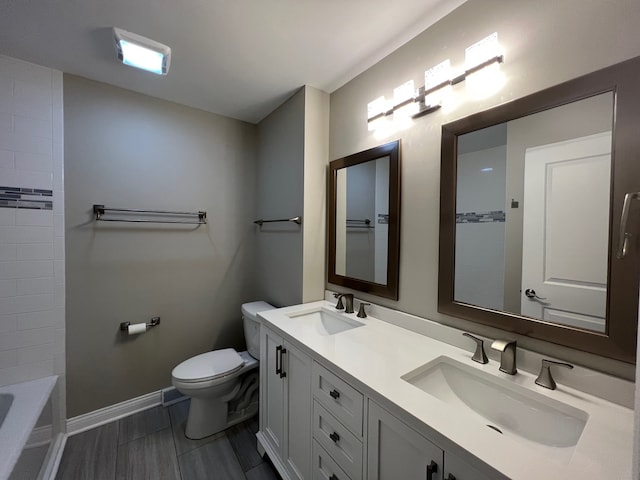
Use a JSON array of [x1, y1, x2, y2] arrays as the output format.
[[283, 341, 312, 480], [444, 451, 495, 480], [260, 327, 285, 456], [368, 401, 443, 480]]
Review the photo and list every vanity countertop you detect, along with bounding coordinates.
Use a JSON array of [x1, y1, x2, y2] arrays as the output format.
[[258, 300, 633, 480]]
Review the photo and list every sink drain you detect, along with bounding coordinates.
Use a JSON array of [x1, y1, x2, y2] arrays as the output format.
[[486, 425, 503, 434]]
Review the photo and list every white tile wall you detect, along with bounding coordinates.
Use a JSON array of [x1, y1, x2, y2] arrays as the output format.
[[0, 55, 64, 399]]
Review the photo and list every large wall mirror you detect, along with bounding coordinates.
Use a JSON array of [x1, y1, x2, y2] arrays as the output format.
[[328, 141, 401, 299], [439, 57, 640, 363]]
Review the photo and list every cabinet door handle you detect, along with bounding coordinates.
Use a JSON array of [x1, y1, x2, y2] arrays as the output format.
[[426, 460, 438, 480], [275, 345, 282, 376], [445, 474, 456, 480], [329, 389, 340, 399], [279, 347, 287, 378], [329, 475, 339, 480], [329, 431, 340, 443]]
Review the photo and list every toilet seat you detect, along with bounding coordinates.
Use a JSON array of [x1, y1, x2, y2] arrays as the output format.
[[172, 348, 244, 383]]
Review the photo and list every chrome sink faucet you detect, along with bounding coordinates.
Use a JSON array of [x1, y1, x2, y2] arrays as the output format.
[[491, 339, 517, 375], [333, 293, 354, 314]]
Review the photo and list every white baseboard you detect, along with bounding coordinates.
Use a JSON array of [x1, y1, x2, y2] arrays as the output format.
[[66, 390, 163, 436]]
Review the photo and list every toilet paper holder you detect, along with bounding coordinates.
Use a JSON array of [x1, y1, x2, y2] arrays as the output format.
[[120, 317, 161, 332]]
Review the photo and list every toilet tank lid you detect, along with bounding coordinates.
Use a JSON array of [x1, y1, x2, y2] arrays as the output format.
[[241, 301, 276, 321]]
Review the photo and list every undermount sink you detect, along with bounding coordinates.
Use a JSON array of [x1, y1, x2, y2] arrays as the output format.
[[402, 356, 588, 449], [287, 308, 364, 335]]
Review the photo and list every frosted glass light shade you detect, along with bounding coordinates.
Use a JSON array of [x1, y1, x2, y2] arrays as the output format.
[[113, 27, 171, 75]]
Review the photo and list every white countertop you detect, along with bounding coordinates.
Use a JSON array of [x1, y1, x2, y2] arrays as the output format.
[[258, 300, 633, 480], [0, 376, 57, 480]]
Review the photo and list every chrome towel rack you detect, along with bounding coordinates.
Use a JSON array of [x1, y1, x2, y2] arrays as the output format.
[[93, 205, 207, 224], [253, 216, 302, 226], [346, 218, 374, 229]]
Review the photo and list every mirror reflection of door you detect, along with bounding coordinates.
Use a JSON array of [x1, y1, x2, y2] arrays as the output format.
[[335, 156, 390, 283], [453, 92, 614, 332], [521, 132, 610, 332]]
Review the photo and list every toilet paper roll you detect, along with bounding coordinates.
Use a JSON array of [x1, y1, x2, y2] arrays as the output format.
[[127, 323, 147, 335]]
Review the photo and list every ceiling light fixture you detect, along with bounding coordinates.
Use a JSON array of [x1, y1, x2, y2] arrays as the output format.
[[113, 27, 171, 75]]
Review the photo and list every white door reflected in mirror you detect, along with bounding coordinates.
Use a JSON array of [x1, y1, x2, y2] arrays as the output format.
[[453, 92, 613, 333]]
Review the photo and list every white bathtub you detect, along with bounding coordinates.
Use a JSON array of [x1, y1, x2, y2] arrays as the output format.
[[0, 376, 57, 480]]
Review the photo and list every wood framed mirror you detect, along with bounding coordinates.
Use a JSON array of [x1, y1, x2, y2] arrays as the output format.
[[328, 141, 401, 300], [439, 57, 640, 363]]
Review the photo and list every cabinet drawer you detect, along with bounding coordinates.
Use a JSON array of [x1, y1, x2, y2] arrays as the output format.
[[312, 362, 363, 436], [312, 439, 352, 480], [313, 401, 363, 480]]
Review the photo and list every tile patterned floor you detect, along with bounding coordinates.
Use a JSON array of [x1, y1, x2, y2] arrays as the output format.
[[55, 401, 281, 480]]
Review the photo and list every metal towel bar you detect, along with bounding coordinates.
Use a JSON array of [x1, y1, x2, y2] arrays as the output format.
[[93, 205, 207, 224], [253, 216, 302, 226]]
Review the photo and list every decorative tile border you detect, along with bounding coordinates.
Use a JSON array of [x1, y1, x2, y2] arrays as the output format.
[[456, 210, 505, 223], [0, 186, 53, 210]]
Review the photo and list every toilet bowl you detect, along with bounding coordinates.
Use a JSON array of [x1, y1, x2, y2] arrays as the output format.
[[171, 301, 275, 439]]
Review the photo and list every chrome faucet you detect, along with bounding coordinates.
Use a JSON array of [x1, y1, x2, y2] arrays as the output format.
[[333, 293, 354, 314], [491, 339, 517, 375], [535, 359, 573, 390]]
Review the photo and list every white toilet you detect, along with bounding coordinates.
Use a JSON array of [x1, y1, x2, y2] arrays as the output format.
[[171, 301, 275, 439]]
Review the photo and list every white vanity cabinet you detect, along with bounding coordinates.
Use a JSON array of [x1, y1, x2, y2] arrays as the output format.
[[258, 315, 498, 480], [258, 325, 312, 480], [367, 401, 494, 480]]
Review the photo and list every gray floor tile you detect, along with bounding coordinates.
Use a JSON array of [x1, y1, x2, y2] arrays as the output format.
[[168, 399, 224, 456], [245, 461, 281, 480], [227, 416, 263, 472], [116, 427, 180, 480], [178, 436, 246, 480], [56, 422, 118, 480], [118, 405, 171, 445]]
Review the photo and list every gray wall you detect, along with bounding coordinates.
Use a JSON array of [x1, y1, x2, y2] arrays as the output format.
[[328, 0, 640, 378], [255, 86, 329, 307], [255, 89, 305, 307], [64, 75, 258, 417]]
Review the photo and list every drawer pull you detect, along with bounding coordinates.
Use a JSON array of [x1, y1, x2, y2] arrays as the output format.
[[329, 431, 340, 443], [275, 345, 282, 376], [446, 474, 456, 480], [329, 389, 340, 399], [426, 460, 438, 480], [279, 347, 287, 378], [329, 475, 339, 480]]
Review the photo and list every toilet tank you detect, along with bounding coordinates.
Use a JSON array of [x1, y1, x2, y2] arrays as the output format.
[[242, 301, 275, 359]]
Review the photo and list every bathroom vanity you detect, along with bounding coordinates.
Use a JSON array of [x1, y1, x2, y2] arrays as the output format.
[[256, 299, 633, 480]]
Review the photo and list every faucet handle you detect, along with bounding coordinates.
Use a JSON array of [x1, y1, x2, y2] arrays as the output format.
[[535, 359, 573, 390], [357, 302, 370, 318], [462, 333, 488, 364], [333, 293, 345, 310]]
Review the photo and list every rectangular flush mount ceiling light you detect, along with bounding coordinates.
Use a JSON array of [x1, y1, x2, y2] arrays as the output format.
[[113, 27, 171, 75]]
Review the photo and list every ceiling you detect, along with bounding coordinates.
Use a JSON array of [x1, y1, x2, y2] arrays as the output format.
[[0, 0, 467, 124]]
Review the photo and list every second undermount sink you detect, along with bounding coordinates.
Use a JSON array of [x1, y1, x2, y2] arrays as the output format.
[[402, 356, 588, 449], [287, 308, 364, 335]]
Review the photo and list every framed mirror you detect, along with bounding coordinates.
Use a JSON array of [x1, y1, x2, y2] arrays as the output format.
[[439, 57, 640, 363], [328, 141, 401, 300]]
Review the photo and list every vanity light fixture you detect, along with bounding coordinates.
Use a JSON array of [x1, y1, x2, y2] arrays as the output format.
[[393, 80, 419, 118], [452, 32, 503, 85], [365, 32, 504, 130], [367, 96, 389, 131], [113, 27, 171, 75]]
